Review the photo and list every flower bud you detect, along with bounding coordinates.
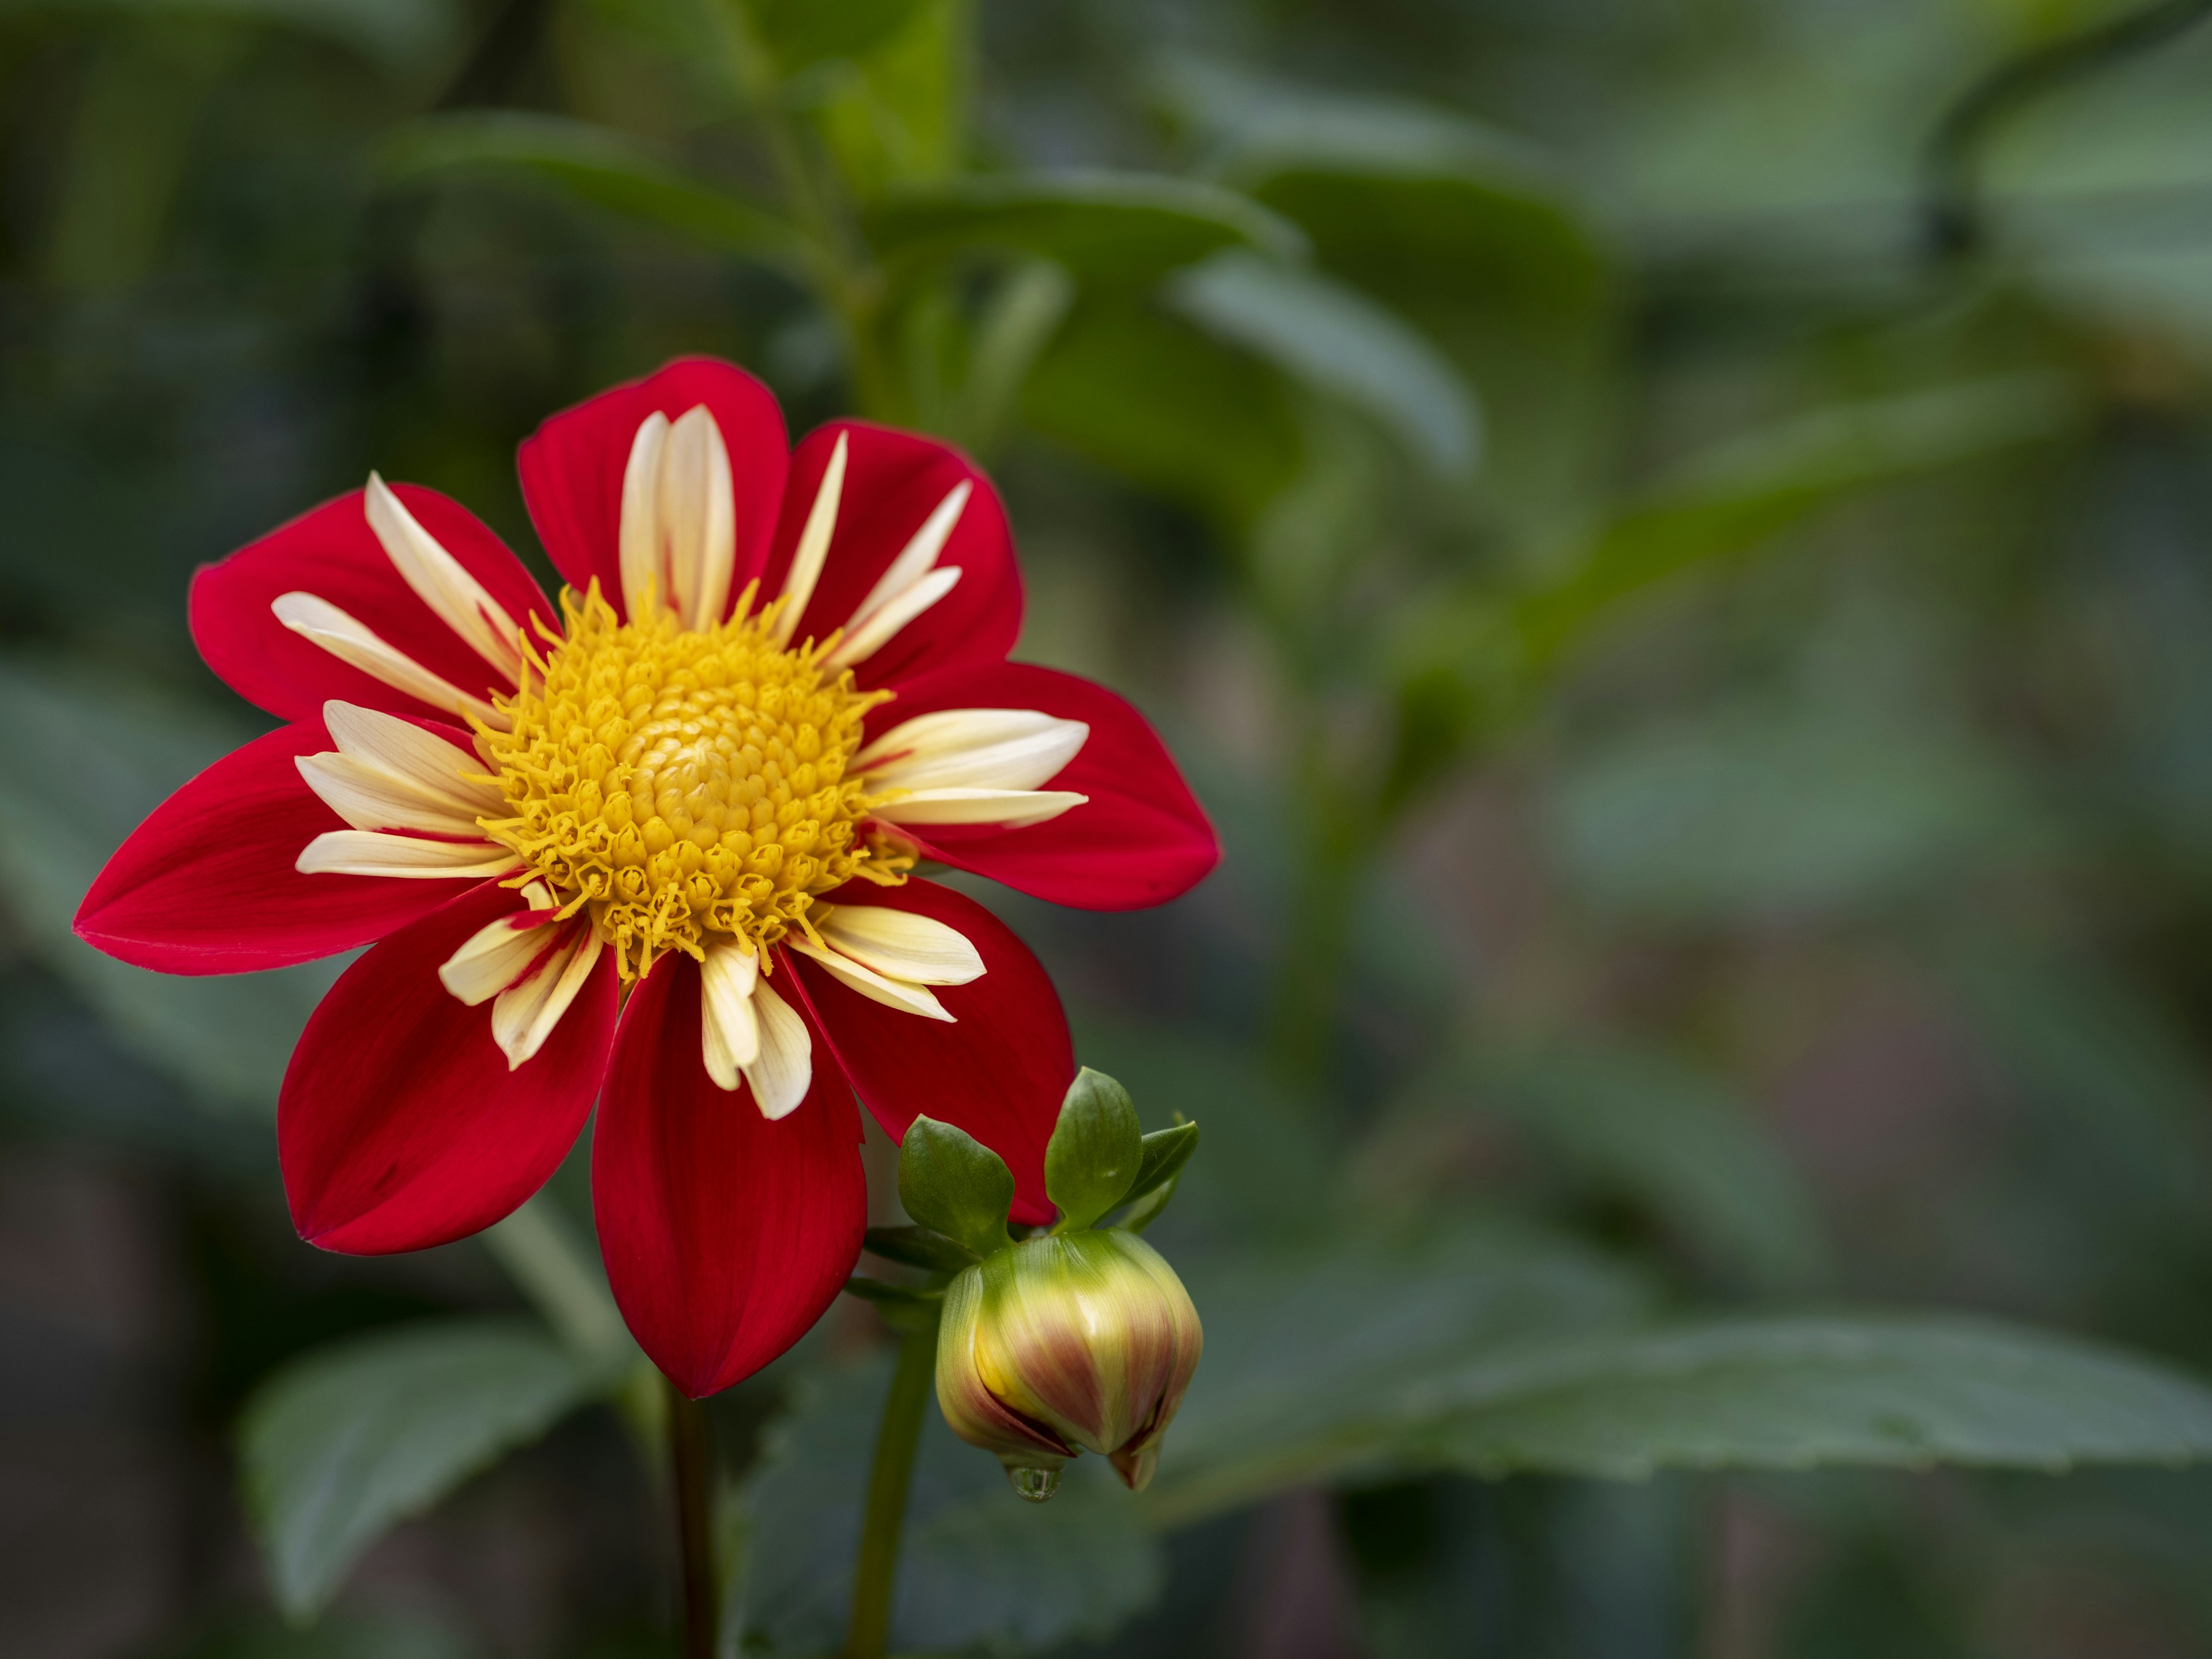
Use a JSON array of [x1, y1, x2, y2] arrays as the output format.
[[935, 1229, 1202, 1499]]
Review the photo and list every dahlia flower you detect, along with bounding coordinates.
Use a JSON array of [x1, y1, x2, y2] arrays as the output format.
[[74, 358, 1217, 1396]]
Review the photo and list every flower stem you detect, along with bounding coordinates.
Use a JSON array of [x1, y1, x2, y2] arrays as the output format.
[[846, 1320, 938, 1659], [665, 1375, 717, 1659]]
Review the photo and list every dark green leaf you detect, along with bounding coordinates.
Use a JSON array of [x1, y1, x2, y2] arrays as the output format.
[[737, 1357, 1162, 1654], [1165, 251, 1480, 475], [1419, 1316, 2212, 1480], [1022, 293, 1303, 532], [745, 0, 926, 72], [240, 1319, 596, 1618], [1511, 377, 2078, 673], [864, 1224, 982, 1272], [1142, 1223, 1652, 1526], [1046, 1067, 1144, 1230], [897, 1115, 1014, 1257], [1407, 1041, 1827, 1290], [1118, 1121, 1200, 1214], [865, 170, 1304, 282], [378, 113, 805, 265]]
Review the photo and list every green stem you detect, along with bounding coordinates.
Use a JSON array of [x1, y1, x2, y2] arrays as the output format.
[[846, 1321, 938, 1659], [665, 1376, 718, 1659]]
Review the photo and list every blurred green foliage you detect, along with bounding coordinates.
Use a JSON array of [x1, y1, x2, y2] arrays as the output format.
[[11, 0, 2212, 1654]]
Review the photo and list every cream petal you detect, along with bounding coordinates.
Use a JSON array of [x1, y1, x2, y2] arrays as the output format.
[[272, 592, 507, 729], [296, 830, 519, 879], [700, 940, 762, 1090], [440, 907, 559, 1005], [817, 904, 984, 986], [855, 707, 1088, 794], [822, 565, 961, 669], [662, 406, 736, 632], [868, 787, 1087, 828], [296, 751, 491, 836], [843, 480, 970, 636], [363, 474, 525, 685], [786, 937, 953, 1021], [491, 925, 604, 1068], [744, 975, 813, 1120], [619, 411, 671, 620], [773, 431, 847, 645], [322, 701, 500, 813]]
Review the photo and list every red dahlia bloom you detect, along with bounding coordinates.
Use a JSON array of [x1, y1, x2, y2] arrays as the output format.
[[73, 358, 1217, 1397]]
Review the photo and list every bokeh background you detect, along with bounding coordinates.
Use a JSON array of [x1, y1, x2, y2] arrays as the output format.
[[10, 0, 2212, 1654]]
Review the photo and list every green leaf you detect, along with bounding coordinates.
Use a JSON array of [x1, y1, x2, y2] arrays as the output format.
[[864, 1224, 982, 1272], [1407, 1041, 1827, 1290], [744, 0, 927, 72], [240, 1319, 597, 1618], [0, 661, 334, 1115], [1416, 1316, 2212, 1480], [1510, 376, 2078, 673], [896, 1115, 1014, 1257], [865, 170, 1305, 282], [1142, 1222, 1653, 1526], [1547, 702, 2021, 921], [378, 113, 805, 266], [1022, 292, 1304, 533], [1046, 1067, 1144, 1230], [1119, 1121, 1200, 1214], [736, 1357, 1163, 1654], [1164, 251, 1480, 475]]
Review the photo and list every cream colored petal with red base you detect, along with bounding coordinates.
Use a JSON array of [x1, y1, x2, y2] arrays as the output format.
[[700, 940, 762, 1088], [297, 702, 502, 836], [869, 787, 1088, 828], [772, 432, 847, 645], [620, 406, 737, 631], [786, 935, 955, 1021], [855, 706, 1088, 794], [272, 592, 508, 729], [365, 474, 527, 685], [822, 565, 962, 669], [817, 904, 984, 985], [488, 924, 604, 1069], [744, 975, 812, 1120], [297, 831, 518, 879]]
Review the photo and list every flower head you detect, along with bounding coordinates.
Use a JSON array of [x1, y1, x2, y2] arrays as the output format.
[[73, 357, 1218, 1396], [937, 1228, 1202, 1497]]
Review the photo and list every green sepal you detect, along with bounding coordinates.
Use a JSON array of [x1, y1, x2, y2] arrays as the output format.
[[1046, 1068, 1145, 1231], [1119, 1173, 1181, 1234], [863, 1224, 982, 1273], [1117, 1120, 1199, 1213], [841, 1276, 942, 1333], [897, 1115, 1015, 1257]]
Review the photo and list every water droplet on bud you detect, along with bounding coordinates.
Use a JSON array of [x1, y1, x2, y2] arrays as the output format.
[[1007, 1465, 1061, 1503]]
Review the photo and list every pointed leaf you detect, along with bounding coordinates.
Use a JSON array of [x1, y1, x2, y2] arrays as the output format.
[[897, 1115, 1014, 1257], [240, 1319, 596, 1617], [1045, 1067, 1143, 1230]]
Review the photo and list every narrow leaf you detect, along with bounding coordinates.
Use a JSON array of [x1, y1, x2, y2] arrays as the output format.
[[378, 113, 805, 266], [1116, 1121, 1200, 1214], [864, 1224, 982, 1273], [1165, 252, 1480, 474], [240, 1319, 595, 1617], [865, 170, 1305, 281], [897, 1116, 1014, 1257], [1045, 1067, 1143, 1230]]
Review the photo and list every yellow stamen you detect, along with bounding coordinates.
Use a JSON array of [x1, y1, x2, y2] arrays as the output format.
[[478, 579, 916, 982]]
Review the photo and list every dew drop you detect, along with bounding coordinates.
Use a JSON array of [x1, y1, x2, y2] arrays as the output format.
[[1007, 1465, 1061, 1503]]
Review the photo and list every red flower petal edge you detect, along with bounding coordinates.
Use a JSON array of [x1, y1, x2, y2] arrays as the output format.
[[594, 953, 866, 1397], [280, 881, 618, 1253]]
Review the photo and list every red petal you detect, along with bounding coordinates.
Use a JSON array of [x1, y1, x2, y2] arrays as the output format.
[[517, 357, 789, 620], [867, 663, 1219, 910], [765, 422, 1022, 690], [594, 955, 865, 1396], [789, 878, 1071, 1225], [281, 882, 617, 1253], [74, 718, 479, 973], [191, 484, 554, 726]]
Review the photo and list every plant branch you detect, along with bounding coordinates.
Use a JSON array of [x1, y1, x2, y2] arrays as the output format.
[[665, 1377, 718, 1659], [846, 1320, 938, 1659]]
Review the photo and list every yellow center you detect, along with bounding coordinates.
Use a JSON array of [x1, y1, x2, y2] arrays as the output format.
[[478, 582, 910, 980]]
